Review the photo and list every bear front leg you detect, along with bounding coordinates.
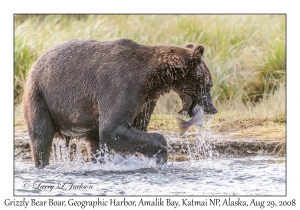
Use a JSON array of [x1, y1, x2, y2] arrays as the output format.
[[132, 100, 157, 132], [85, 131, 102, 163], [100, 125, 167, 164]]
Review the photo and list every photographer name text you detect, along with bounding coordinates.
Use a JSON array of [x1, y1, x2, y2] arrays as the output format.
[[22, 181, 93, 192]]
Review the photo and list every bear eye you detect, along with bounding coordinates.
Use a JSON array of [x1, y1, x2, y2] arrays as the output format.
[[206, 84, 212, 89]]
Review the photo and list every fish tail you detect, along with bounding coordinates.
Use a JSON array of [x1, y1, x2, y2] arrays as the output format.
[[176, 118, 190, 136]]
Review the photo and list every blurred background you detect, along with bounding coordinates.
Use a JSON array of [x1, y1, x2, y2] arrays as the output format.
[[14, 15, 286, 131]]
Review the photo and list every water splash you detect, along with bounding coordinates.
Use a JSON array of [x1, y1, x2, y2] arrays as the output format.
[[45, 138, 161, 173]]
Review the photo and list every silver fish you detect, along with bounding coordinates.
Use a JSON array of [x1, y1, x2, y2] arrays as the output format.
[[177, 105, 205, 136]]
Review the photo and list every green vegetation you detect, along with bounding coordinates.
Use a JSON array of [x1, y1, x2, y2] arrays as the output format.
[[14, 15, 286, 142]]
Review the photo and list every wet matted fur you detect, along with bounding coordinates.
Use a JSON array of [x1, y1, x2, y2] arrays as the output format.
[[23, 38, 216, 168]]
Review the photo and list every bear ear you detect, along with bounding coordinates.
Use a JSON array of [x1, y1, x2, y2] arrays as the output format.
[[185, 43, 194, 49], [192, 45, 205, 59]]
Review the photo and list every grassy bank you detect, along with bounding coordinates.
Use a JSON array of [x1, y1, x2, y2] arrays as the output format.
[[14, 15, 286, 152], [14, 15, 285, 104]]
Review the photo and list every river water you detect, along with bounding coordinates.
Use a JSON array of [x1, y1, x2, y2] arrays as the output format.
[[14, 135, 286, 196]]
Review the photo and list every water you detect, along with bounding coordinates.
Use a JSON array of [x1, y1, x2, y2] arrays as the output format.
[[14, 135, 286, 196]]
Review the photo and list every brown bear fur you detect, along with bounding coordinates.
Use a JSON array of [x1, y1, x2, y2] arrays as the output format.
[[23, 38, 211, 168]]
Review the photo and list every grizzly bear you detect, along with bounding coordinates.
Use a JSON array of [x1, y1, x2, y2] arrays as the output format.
[[23, 38, 217, 169]]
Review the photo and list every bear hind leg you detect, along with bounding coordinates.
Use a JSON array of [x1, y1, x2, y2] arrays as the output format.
[[24, 93, 55, 169]]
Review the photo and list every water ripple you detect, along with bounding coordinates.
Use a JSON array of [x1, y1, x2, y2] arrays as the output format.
[[15, 155, 285, 195]]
